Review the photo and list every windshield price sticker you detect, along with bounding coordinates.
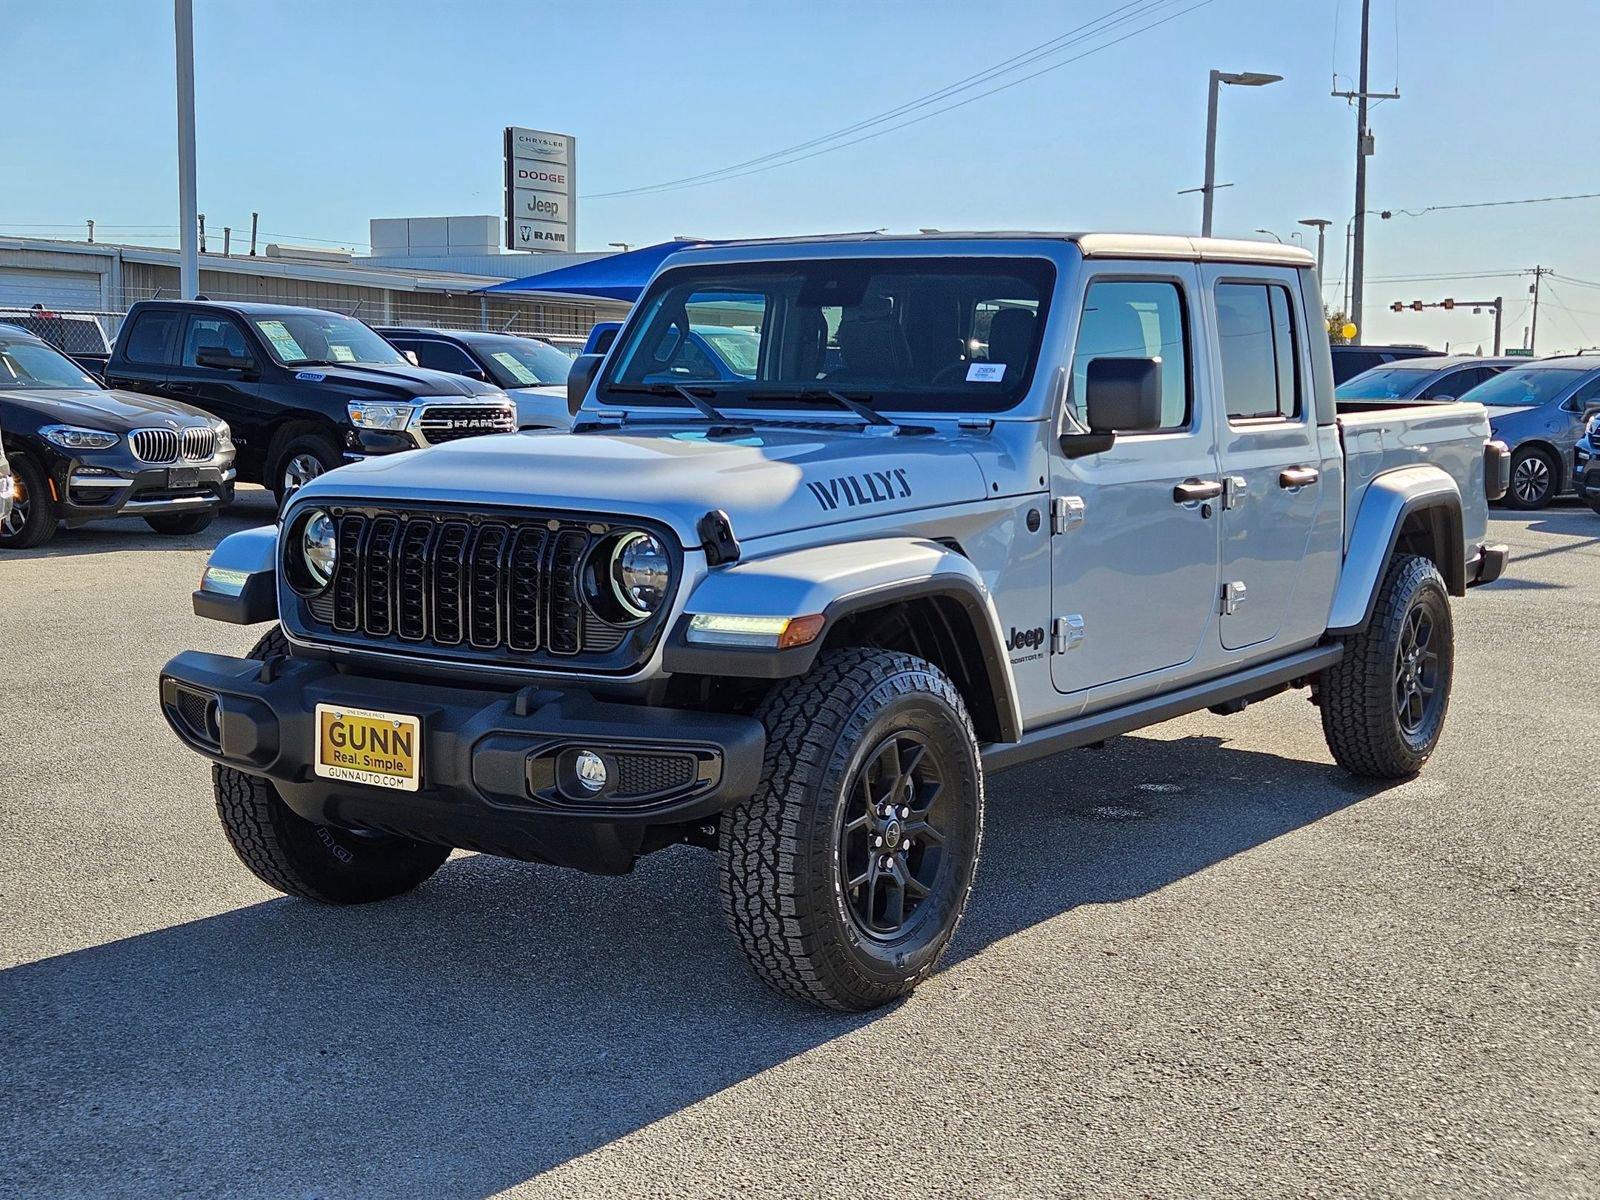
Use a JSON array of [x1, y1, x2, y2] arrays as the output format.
[[491, 351, 539, 386], [967, 363, 1006, 382], [258, 320, 306, 362]]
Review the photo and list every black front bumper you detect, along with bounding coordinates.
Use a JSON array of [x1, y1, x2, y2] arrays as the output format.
[[60, 458, 233, 526], [157, 650, 765, 874]]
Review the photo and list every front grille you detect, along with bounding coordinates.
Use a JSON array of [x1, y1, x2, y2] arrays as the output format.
[[132, 426, 217, 464], [303, 506, 664, 669], [415, 404, 516, 446]]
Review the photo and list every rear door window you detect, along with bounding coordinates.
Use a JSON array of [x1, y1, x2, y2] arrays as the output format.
[[121, 310, 183, 365], [1215, 282, 1301, 421]]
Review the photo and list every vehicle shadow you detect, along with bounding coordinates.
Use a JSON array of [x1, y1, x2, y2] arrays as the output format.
[[0, 488, 275, 560], [0, 730, 1396, 1198]]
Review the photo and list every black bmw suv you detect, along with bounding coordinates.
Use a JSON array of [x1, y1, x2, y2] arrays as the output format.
[[105, 301, 517, 501], [0, 323, 235, 549]]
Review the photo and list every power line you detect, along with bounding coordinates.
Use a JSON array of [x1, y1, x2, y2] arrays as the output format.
[[586, 0, 1166, 199], [1387, 190, 1600, 218], [584, 0, 1214, 199]]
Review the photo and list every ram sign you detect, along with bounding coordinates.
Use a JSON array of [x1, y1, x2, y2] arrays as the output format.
[[505, 127, 576, 252]]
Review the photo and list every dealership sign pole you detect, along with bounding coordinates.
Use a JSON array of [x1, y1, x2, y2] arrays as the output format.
[[504, 127, 576, 253], [175, 0, 199, 299]]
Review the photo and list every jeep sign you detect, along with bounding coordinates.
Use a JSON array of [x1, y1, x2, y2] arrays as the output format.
[[504, 126, 576, 252]]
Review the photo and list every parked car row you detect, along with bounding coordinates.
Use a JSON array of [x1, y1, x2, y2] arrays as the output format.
[[1338, 352, 1600, 510]]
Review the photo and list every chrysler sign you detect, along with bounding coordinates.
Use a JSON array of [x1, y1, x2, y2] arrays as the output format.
[[505, 127, 576, 252]]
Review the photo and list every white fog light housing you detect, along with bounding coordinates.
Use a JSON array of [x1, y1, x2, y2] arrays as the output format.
[[574, 750, 608, 793], [609, 531, 671, 620], [302, 510, 338, 587], [347, 401, 414, 431], [686, 612, 826, 650]]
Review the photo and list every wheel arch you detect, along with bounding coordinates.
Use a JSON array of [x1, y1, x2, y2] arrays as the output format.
[[663, 537, 1022, 743], [1328, 464, 1464, 634], [264, 418, 344, 484]]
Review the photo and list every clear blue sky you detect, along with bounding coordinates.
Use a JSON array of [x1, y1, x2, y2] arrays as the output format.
[[5, 0, 1599, 350]]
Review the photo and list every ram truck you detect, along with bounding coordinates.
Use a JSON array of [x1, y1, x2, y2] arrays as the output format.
[[159, 233, 1509, 1011]]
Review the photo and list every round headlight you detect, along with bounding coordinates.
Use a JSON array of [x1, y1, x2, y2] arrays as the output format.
[[302, 510, 337, 587], [610, 531, 670, 620]]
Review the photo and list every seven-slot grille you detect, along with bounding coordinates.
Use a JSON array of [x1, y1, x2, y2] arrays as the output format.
[[415, 403, 516, 446], [131, 426, 218, 464], [317, 508, 631, 661]]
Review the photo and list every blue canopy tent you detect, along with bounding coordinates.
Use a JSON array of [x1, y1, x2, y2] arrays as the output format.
[[478, 239, 707, 303]]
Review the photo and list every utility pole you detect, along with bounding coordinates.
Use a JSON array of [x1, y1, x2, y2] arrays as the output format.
[[1528, 265, 1551, 353], [1333, 0, 1398, 344], [174, 0, 199, 299]]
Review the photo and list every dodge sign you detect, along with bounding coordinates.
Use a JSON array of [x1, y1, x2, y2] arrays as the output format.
[[505, 126, 576, 252]]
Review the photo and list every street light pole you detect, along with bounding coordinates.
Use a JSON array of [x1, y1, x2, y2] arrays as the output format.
[[175, 0, 198, 300], [1199, 70, 1282, 238], [1332, 0, 1399, 345], [1298, 218, 1331, 281]]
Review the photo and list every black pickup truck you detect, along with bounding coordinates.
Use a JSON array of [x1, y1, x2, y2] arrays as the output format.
[[104, 301, 518, 501]]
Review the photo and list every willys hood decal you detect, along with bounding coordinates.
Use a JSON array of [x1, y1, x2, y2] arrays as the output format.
[[295, 425, 992, 544]]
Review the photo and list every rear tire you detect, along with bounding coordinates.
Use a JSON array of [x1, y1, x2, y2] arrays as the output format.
[[144, 509, 217, 536], [719, 648, 984, 1011], [1504, 446, 1558, 510], [211, 626, 450, 903], [271, 433, 342, 506], [0, 454, 59, 550], [1320, 554, 1454, 779]]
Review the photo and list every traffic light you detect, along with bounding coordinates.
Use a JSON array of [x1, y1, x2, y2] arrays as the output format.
[[1391, 301, 1403, 312], [1442, 298, 1455, 310], [1411, 301, 1424, 311]]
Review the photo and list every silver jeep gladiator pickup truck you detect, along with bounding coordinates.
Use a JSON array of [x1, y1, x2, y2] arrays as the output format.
[[160, 233, 1509, 1011]]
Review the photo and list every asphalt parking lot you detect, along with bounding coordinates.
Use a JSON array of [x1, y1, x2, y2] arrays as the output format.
[[1, 488, 1595, 1199]]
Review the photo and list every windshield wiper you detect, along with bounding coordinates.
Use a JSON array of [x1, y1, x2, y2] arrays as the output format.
[[604, 382, 751, 432], [745, 388, 898, 430]]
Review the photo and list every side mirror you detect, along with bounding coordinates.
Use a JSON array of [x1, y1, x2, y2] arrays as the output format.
[[567, 353, 604, 416], [590, 327, 619, 355], [195, 347, 256, 374], [1430, 394, 1456, 404], [464, 367, 489, 383], [1061, 357, 1163, 458]]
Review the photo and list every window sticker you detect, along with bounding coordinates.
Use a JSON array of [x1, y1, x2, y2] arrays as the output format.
[[967, 362, 1006, 382], [257, 320, 305, 361], [329, 345, 356, 362], [491, 351, 539, 386]]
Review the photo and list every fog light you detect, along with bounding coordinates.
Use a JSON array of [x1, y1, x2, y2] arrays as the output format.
[[574, 750, 608, 793]]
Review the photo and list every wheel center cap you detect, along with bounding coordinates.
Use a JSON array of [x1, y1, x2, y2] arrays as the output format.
[[883, 819, 903, 849]]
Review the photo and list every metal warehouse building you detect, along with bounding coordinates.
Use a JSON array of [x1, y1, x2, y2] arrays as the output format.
[[0, 223, 630, 341]]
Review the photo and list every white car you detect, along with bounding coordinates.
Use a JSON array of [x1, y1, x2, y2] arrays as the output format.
[[377, 326, 573, 430]]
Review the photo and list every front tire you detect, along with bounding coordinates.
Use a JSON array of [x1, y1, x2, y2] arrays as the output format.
[[211, 627, 450, 903], [271, 433, 342, 506], [1320, 554, 1454, 779], [719, 648, 984, 1011], [1504, 446, 1558, 509], [144, 509, 217, 536], [0, 454, 59, 550]]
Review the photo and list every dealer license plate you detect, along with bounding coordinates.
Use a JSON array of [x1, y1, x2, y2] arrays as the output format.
[[314, 704, 421, 792], [167, 465, 200, 488]]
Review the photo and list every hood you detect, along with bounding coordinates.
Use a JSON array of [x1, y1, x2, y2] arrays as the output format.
[[0, 386, 217, 431], [293, 423, 991, 543], [289, 362, 505, 401], [504, 385, 572, 431]]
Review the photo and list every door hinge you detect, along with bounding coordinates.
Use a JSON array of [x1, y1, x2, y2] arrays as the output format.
[[1052, 614, 1085, 654], [1221, 581, 1248, 615], [1222, 475, 1249, 510], [1051, 495, 1085, 534]]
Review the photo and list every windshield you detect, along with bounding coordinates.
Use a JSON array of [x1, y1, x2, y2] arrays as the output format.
[[248, 313, 406, 367], [0, 336, 101, 390], [600, 257, 1056, 413], [475, 336, 573, 388], [1464, 366, 1586, 408], [1335, 366, 1431, 400]]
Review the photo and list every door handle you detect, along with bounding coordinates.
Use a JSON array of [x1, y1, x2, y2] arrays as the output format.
[[167, 382, 196, 394], [1173, 478, 1224, 503], [1279, 465, 1320, 489]]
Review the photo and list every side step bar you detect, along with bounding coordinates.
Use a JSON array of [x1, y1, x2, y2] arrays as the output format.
[[982, 643, 1344, 773]]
